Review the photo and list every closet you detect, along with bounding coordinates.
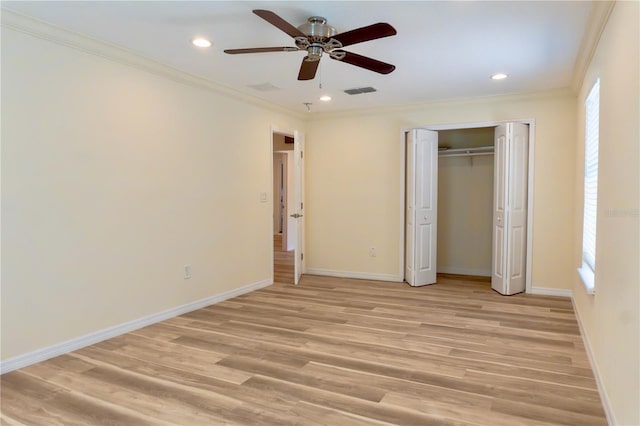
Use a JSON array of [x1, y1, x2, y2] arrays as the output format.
[[404, 123, 529, 295], [437, 128, 495, 278]]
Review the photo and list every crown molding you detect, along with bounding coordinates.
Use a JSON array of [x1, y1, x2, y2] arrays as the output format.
[[570, 1, 615, 93], [305, 87, 576, 122], [1, 8, 306, 121], [2, 6, 599, 124]]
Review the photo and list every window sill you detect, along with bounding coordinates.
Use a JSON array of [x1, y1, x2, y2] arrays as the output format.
[[577, 265, 596, 295]]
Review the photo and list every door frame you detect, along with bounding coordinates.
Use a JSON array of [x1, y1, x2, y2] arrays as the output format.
[[270, 125, 304, 284], [398, 119, 536, 293]]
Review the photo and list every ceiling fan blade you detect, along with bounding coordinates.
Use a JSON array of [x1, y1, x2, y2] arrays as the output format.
[[224, 47, 298, 54], [331, 50, 395, 74], [298, 58, 320, 80], [331, 23, 396, 47], [253, 9, 306, 38]]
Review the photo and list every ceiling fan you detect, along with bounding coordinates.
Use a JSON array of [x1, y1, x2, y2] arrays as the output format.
[[224, 10, 397, 81]]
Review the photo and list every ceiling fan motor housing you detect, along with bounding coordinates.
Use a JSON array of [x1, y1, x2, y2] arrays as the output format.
[[298, 16, 336, 41], [295, 16, 342, 61]]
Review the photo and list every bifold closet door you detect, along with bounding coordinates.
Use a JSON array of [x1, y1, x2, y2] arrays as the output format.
[[492, 123, 529, 295], [405, 129, 438, 286]]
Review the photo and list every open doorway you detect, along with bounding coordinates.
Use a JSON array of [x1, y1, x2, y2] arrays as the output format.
[[271, 128, 306, 285], [272, 132, 294, 284], [437, 127, 495, 278]]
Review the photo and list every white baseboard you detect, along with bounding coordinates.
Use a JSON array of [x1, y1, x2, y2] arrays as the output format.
[[571, 297, 616, 426], [306, 268, 403, 283], [529, 287, 573, 297], [0, 279, 272, 374], [436, 266, 491, 277]]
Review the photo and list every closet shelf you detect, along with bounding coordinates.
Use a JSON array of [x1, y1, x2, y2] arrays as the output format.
[[438, 146, 494, 157]]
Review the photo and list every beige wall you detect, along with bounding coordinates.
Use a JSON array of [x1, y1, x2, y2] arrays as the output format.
[[306, 92, 576, 287], [572, 2, 639, 424], [438, 155, 493, 276], [1, 28, 303, 359]]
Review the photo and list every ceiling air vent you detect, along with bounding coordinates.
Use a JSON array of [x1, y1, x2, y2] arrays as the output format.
[[248, 82, 281, 91], [344, 87, 377, 95]]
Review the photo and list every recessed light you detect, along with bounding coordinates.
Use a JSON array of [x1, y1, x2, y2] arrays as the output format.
[[491, 73, 508, 80], [192, 38, 212, 48], [319, 95, 332, 102]]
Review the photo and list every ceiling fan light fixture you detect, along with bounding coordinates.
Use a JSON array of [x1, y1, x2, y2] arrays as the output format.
[[491, 73, 508, 80], [319, 95, 332, 102], [192, 38, 212, 48], [306, 45, 324, 60]]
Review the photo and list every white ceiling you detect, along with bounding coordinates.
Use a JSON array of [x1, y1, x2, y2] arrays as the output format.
[[4, 1, 595, 113]]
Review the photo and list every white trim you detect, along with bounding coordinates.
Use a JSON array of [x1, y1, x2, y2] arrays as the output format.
[[309, 88, 574, 121], [306, 268, 403, 283], [571, 297, 616, 426], [570, 1, 615, 93], [437, 267, 491, 277], [1, 9, 587, 122], [0, 9, 304, 120], [525, 121, 536, 294], [399, 119, 535, 293], [398, 130, 407, 280], [577, 265, 596, 295], [0, 279, 272, 374], [529, 287, 572, 298]]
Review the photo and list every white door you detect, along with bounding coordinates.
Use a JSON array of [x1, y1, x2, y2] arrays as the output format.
[[492, 123, 528, 295], [293, 131, 305, 285], [405, 129, 438, 286]]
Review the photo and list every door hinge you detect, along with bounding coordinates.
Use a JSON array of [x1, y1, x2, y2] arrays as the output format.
[[301, 151, 304, 159], [301, 202, 303, 210], [301, 253, 304, 261]]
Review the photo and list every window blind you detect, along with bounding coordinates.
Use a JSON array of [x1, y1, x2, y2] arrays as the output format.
[[583, 79, 600, 274]]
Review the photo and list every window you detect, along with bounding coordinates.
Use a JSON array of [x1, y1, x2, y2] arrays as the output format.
[[578, 78, 599, 294]]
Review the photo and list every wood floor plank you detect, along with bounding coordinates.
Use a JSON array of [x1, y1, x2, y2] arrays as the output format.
[[1, 264, 607, 425], [70, 347, 301, 416], [216, 355, 387, 403], [242, 374, 468, 426], [491, 398, 608, 425], [1, 371, 162, 426]]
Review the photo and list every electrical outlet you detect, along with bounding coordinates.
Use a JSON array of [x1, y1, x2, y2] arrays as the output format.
[[369, 247, 377, 257], [184, 264, 192, 279]]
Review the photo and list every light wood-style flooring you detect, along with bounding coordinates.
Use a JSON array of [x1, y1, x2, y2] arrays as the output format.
[[274, 233, 294, 285], [1, 256, 606, 424]]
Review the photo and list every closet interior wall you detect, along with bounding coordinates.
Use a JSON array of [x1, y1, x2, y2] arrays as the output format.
[[437, 128, 494, 277]]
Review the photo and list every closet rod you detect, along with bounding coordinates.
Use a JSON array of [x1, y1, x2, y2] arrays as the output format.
[[439, 152, 494, 158], [438, 145, 494, 157]]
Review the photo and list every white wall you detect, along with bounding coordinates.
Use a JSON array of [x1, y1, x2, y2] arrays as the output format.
[[306, 92, 576, 288], [437, 155, 493, 276], [1, 27, 303, 360], [572, 2, 639, 424]]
